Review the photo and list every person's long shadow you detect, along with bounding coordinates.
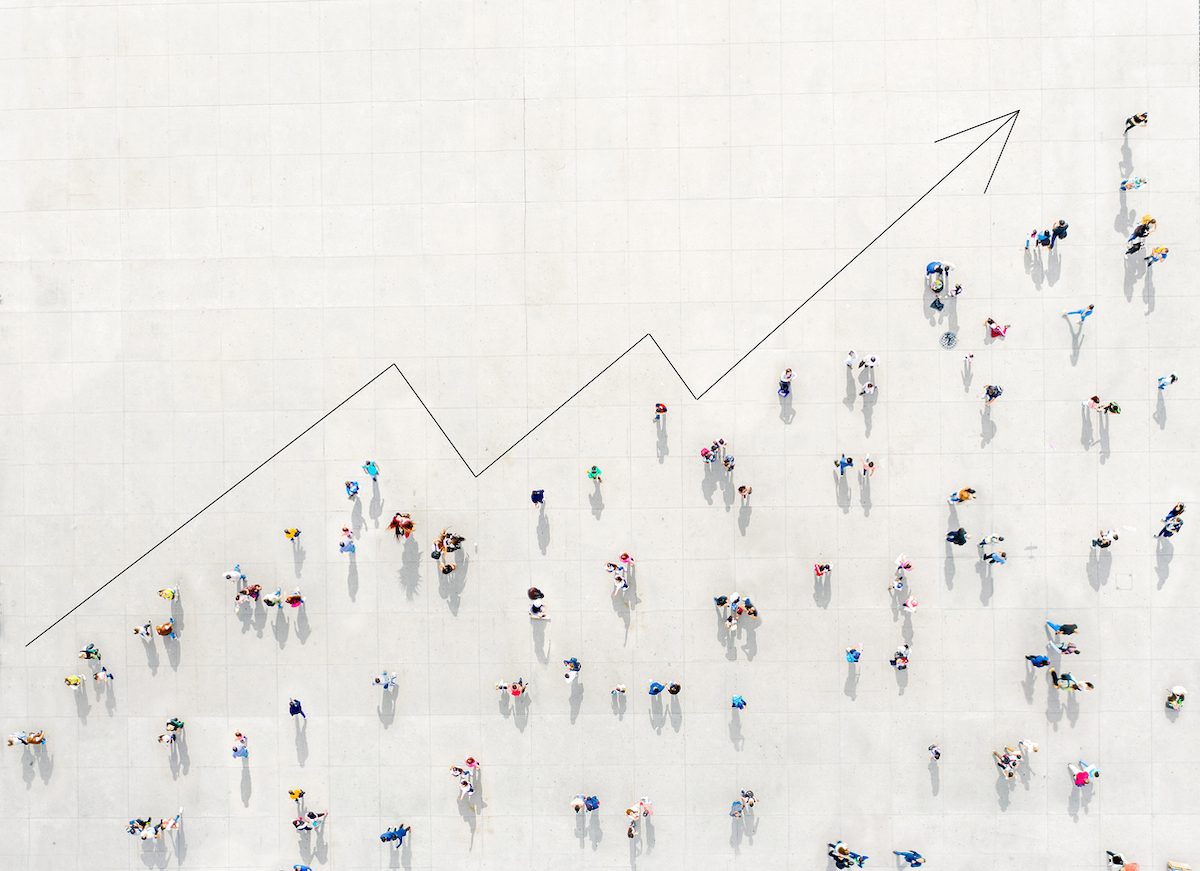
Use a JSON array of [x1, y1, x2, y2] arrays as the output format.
[[240, 761, 251, 807], [1156, 537, 1174, 587], [536, 506, 550, 555], [1115, 188, 1135, 239], [778, 393, 795, 423], [376, 684, 397, 727], [74, 686, 91, 723], [141, 636, 160, 675], [369, 480, 384, 528], [944, 542, 956, 589], [1022, 665, 1038, 704], [590, 481, 605, 518], [587, 811, 603, 851], [347, 553, 359, 601], [1067, 320, 1085, 366], [1097, 413, 1110, 464], [1046, 681, 1064, 730], [834, 470, 851, 513], [165, 636, 182, 671], [729, 814, 743, 850], [843, 369, 858, 408], [894, 665, 909, 695], [976, 558, 993, 605], [438, 554, 467, 615], [737, 504, 752, 536], [295, 717, 310, 763], [611, 690, 626, 720], [295, 605, 311, 644], [512, 692, 530, 732], [292, 540, 306, 577], [1065, 693, 1080, 727], [649, 695, 665, 733], [1119, 135, 1134, 177], [813, 572, 831, 608], [1024, 247, 1044, 289], [569, 680, 584, 724], [961, 358, 973, 392], [859, 475, 871, 516], [1046, 247, 1062, 285], [668, 695, 682, 732], [1154, 391, 1167, 429], [531, 618, 550, 662], [273, 608, 290, 648], [656, 419, 670, 460], [575, 809, 587, 847], [351, 497, 365, 537], [721, 471, 735, 512], [861, 391, 876, 437], [701, 462, 718, 505], [169, 732, 191, 778], [1123, 254, 1142, 301], [1086, 548, 1112, 590], [1080, 404, 1094, 449], [399, 535, 420, 599], [741, 620, 758, 660], [644, 814, 656, 852], [457, 794, 477, 847], [729, 710, 744, 750], [612, 590, 632, 644], [980, 407, 997, 447], [844, 664, 858, 700], [928, 759, 940, 795], [1143, 266, 1156, 313]]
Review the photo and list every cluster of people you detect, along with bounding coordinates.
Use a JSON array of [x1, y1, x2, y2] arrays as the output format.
[[606, 553, 635, 595], [379, 824, 411, 848], [431, 528, 465, 574], [125, 810, 183, 839], [494, 679, 528, 697], [992, 739, 1038, 779], [729, 789, 757, 817], [450, 757, 480, 800], [713, 592, 758, 632], [6, 730, 46, 746]]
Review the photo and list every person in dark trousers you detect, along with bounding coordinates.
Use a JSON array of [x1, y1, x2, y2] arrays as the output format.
[[1050, 219, 1068, 248], [1026, 654, 1050, 668], [288, 699, 305, 719], [894, 850, 926, 867], [1047, 621, 1079, 636], [1124, 112, 1148, 133], [530, 490, 544, 504], [946, 528, 970, 545]]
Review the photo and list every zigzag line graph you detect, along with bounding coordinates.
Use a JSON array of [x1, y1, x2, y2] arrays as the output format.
[[26, 111, 1019, 647]]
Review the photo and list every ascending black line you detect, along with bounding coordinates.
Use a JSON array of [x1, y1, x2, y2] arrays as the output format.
[[27, 110, 1019, 646]]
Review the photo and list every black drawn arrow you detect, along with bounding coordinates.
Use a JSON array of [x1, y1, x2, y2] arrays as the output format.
[[27, 109, 1020, 645]]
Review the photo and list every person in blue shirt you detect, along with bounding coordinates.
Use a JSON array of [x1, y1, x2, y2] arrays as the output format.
[[648, 682, 665, 695], [845, 645, 862, 664], [345, 480, 359, 499], [894, 849, 926, 866], [1025, 654, 1049, 668], [288, 699, 305, 719], [731, 695, 747, 710], [362, 460, 379, 480]]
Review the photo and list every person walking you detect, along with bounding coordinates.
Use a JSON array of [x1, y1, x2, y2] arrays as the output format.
[[737, 485, 752, 500], [949, 487, 976, 504], [890, 644, 910, 670], [155, 619, 176, 639], [387, 512, 415, 539], [858, 354, 879, 370], [946, 527, 971, 545], [893, 850, 926, 867], [1027, 228, 1052, 250], [858, 382, 876, 396], [1092, 529, 1119, 548], [1026, 654, 1050, 668], [984, 384, 1003, 405], [362, 460, 379, 481], [844, 350, 858, 367], [1144, 245, 1169, 266], [778, 368, 793, 397], [284, 528, 301, 541], [845, 644, 862, 663], [1129, 215, 1156, 242], [731, 695, 747, 710], [288, 699, 305, 719], [530, 489, 544, 504], [563, 658, 581, 682], [232, 731, 249, 758], [982, 550, 1006, 564], [835, 454, 854, 476], [654, 403, 667, 420], [648, 681, 665, 696], [1159, 373, 1179, 390], [1164, 503, 1186, 521], [985, 318, 1010, 338], [1063, 304, 1095, 324], [1157, 516, 1184, 538], [345, 480, 359, 500], [587, 466, 603, 483], [1120, 175, 1148, 190], [1124, 112, 1148, 133], [1050, 219, 1069, 248], [928, 744, 941, 761], [1047, 621, 1079, 635], [1167, 686, 1187, 710]]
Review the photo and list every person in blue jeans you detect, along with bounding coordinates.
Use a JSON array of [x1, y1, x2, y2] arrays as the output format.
[[1026, 654, 1050, 668], [1049, 219, 1068, 248], [584, 796, 599, 811], [648, 682, 665, 695], [731, 695, 747, 710], [894, 849, 926, 866], [834, 454, 853, 476], [845, 645, 862, 663], [362, 460, 379, 481]]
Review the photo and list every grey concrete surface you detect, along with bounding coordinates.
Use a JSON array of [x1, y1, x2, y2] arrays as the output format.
[[1, 1, 1199, 869]]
